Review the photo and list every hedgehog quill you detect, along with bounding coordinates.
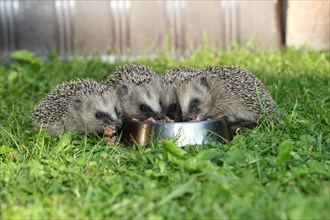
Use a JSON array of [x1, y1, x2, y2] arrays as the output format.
[[174, 66, 278, 131], [104, 64, 164, 121], [32, 79, 122, 137]]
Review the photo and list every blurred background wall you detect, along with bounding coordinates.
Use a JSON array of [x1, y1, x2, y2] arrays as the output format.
[[286, 0, 329, 51], [0, 0, 329, 62]]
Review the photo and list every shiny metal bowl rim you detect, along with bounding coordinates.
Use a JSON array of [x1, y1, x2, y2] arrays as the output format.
[[124, 117, 226, 125]]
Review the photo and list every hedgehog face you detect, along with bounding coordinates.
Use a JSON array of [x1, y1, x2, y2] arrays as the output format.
[[176, 77, 212, 121], [117, 79, 164, 121], [70, 91, 122, 135], [160, 84, 182, 121]]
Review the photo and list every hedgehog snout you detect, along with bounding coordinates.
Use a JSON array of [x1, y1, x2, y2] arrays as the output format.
[[102, 116, 122, 131], [114, 120, 122, 130], [182, 113, 201, 122], [103, 121, 122, 133], [182, 115, 192, 122], [150, 112, 164, 120]]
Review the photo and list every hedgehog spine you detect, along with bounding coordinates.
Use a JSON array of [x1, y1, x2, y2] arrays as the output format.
[[174, 66, 277, 129], [104, 64, 164, 121], [33, 79, 121, 136]]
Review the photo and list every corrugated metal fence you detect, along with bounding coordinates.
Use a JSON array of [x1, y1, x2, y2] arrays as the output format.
[[1, 0, 282, 62]]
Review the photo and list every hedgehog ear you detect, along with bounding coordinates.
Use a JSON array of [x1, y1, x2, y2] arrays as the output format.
[[117, 84, 128, 97], [199, 77, 210, 90], [73, 98, 83, 110]]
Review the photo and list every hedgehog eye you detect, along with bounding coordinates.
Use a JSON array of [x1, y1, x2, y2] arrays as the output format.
[[159, 100, 163, 107], [95, 112, 102, 119], [139, 104, 146, 112], [193, 99, 199, 104]]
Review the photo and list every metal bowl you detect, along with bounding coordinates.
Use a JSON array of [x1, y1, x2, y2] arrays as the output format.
[[120, 117, 233, 147]]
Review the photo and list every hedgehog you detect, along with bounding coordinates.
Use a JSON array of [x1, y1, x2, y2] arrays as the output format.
[[32, 79, 122, 137], [174, 66, 278, 130], [160, 66, 200, 121], [104, 64, 164, 121]]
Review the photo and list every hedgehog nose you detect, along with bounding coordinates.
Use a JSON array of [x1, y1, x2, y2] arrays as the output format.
[[104, 118, 122, 129], [115, 121, 122, 130], [182, 113, 188, 122], [154, 113, 165, 120], [149, 112, 164, 120], [182, 115, 194, 122]]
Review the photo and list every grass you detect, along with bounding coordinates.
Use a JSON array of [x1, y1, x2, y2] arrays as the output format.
[[1, 46, 329, 219]]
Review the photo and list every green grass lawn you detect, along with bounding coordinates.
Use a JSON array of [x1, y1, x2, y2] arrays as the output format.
[[1, 47, 329, 219]]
